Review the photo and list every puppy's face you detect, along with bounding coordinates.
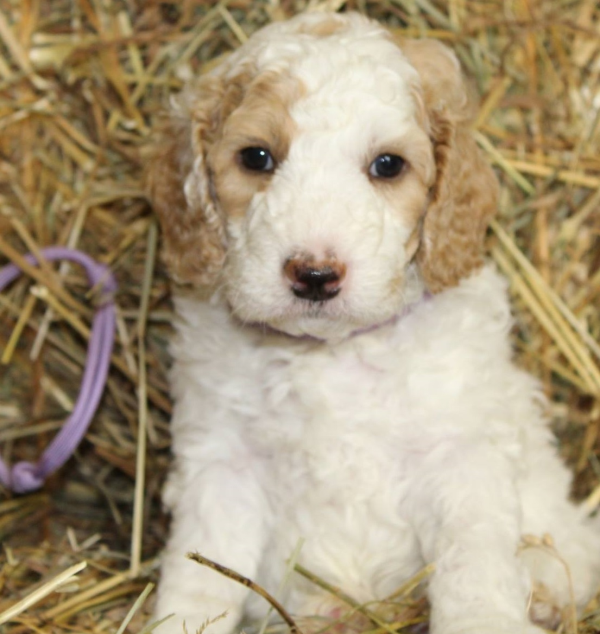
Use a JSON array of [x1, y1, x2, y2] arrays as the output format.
[[212, 28, 433, 339], [150, 13, 498, 340]]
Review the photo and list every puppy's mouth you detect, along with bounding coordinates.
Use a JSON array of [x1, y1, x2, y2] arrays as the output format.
[[249, 308, 402, 343], [297, 300, 333, 317], [230, 294, 353, 341], [248, 296, 392, 342]]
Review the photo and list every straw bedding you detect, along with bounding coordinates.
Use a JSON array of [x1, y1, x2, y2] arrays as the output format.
[[0, 0, 599, 632]]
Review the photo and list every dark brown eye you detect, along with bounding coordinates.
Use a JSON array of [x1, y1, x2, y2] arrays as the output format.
[[369, 154, 405, 179], [239, 147, 275, 172]]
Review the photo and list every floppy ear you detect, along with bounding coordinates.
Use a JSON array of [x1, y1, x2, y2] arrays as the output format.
[[146, 73, 230, 287], [400, 39, 498, 293]]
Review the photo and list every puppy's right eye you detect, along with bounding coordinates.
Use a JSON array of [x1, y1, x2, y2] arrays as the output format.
[[369, 154, 405, 179], [239, 147, 275, 172]]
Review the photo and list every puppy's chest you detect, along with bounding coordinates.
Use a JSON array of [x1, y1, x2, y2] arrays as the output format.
[[243, 343, 424, 607], [247, 342, 415, 504]]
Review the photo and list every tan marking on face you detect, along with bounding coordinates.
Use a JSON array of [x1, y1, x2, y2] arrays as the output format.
[[367, 126, 435, 258], [293, 15, 346, 37], [147, 65, 258, 287], [209, 71, 303, 219], [195, 66, 256, 146]]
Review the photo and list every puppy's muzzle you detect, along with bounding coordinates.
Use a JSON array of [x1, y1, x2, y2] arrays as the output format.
[[284, 256, 346, 302]]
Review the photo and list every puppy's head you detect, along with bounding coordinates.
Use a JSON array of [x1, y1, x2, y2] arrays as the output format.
[[148, 12, 498, 340]]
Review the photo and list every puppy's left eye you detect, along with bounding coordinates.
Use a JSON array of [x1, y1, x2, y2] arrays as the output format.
[[239, 147, 275, 172], [369, 154, 405, 179]]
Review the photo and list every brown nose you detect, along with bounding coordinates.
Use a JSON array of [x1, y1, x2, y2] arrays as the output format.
[[284, 256, 346, 302]]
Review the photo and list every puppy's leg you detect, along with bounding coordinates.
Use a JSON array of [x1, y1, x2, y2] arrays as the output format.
[[408, 443, 544, 634], [153, 458, 272, 634], [518, 450, 600, 624]]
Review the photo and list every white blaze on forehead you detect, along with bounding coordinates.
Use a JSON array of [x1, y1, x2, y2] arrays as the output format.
[[286, 39, 418, 112], [225, 12, 420, 111], [285, 36, 420, 142]]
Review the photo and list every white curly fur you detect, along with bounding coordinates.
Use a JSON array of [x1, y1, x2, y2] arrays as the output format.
[[151, 12, 600, 634]]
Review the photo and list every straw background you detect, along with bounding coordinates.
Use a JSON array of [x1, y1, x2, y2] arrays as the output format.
[[0, 0, 599, 632]]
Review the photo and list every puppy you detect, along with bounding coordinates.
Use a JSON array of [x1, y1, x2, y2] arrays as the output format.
[[148, 11, 600, 634]]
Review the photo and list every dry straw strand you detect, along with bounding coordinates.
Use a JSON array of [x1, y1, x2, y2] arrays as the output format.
[[188, 552, 304, 634], [131, 221, 159, 578], [0, 561, 87, 626]]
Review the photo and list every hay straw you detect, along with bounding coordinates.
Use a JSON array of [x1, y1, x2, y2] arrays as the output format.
[[41, 558, 159, 621], [1, 292, 37, 364], [218, 5, 249, 43], [131, 221, 158, 578], [475, 131, 536, 195], [115, 582, 156, 634], [0, 234, 89, 316], [503, 160, 600, 189], [0, 11, 48, 90], [0, 561, 87, 626], [491, 220, 600, 395], [521, 534, 578, 634], [294, 564, 402, 634], [1, 1, 600, 632], [258, 539, 305, 634], [188, 552, 303, 634], [385, 564, 435, 601]]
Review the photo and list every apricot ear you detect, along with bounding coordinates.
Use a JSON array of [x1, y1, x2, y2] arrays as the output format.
[[399, 38, 498, 292], [146, 75, 228, 287]]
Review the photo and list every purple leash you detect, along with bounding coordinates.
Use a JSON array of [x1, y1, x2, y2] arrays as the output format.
[[0, 247, 117, 494]]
